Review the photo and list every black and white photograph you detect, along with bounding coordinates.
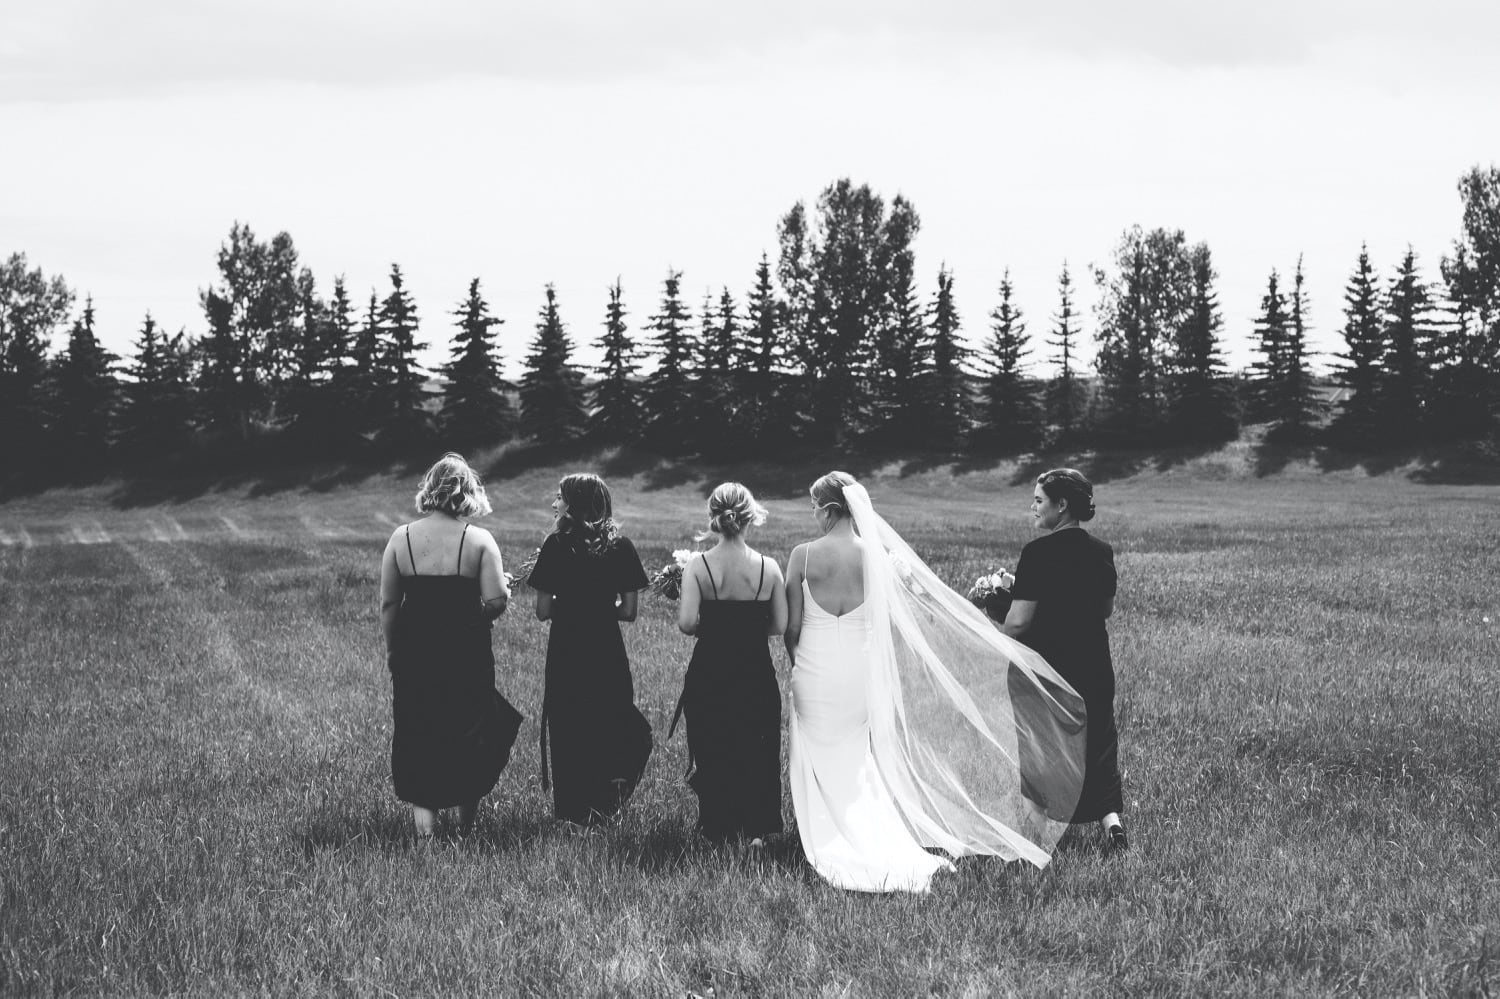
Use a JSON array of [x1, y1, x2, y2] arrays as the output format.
[[3, 2, 1498, 994]]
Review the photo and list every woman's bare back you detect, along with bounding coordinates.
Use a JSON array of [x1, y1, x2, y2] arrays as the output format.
[[802, 535, 865, 616]]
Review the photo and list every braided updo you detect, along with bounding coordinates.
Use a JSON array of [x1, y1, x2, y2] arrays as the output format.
[[699, 482, 768, 540], [1036, 468, 1096, 522]]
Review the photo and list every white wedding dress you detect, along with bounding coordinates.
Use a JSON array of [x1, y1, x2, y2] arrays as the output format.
[[788, 484, 1090, 894], [790, 577, 952, 892]]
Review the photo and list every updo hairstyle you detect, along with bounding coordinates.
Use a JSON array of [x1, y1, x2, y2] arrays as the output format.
[[1036, 468, 1096, 522], [557, 472, 620, 557], [810, 470, 857, 520], [699, 482, 768, 540], [414, 452, 493, 517]]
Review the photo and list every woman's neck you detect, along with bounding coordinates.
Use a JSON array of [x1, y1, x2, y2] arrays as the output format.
[[824, 518, 855, 538], [1049, 519, 1080, 533], [715, 535, 749, 552]]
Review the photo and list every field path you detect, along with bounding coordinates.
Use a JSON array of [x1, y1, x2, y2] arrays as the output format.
[[0, 512, 410, 547]]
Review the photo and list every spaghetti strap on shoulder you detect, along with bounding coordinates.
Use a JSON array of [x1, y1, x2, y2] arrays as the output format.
[[754, 555, 767, 600], [702, 553, 719, 600], [456, 523, 469, 574], [404, 525, 418, 576]]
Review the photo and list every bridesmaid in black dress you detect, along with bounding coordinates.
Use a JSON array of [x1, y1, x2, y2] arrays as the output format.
[[528, 473, 653, 826], [379, 453, 522, 838], [670, 483, 788, 843], [1001, 468, 1127, 850]]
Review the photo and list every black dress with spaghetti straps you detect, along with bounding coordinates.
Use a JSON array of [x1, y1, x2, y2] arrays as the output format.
[[388, 524, 522, 810], [670, 554, 783, 841], [527, 531, 653, 825]]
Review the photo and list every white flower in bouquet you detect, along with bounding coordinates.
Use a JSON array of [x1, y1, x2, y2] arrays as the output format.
[[966, 568, 1014, 621], [650, 548, 698, 600]]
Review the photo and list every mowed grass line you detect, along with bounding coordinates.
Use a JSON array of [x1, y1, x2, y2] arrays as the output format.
[[2, 472, 1499, 995]]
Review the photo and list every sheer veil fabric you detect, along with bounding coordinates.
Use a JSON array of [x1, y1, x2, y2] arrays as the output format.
[[843, 483, 1089, 867]]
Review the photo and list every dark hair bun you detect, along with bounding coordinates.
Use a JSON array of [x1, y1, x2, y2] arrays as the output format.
[[1037, 468, 1096, 522]]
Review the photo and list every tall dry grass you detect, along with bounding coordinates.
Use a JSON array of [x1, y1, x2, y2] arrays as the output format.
[[1, 466, 1497, 995]]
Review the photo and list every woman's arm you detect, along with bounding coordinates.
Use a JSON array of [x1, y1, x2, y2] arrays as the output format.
[[676, 556, 702, 635], [783, 545, 806, 666], [379, 532, 402, 649], [534, 590, 553, 621], [1000, 598, 1037, 639], [1102, 595, 1114, 620], [616, 590, 640, 622], [476, 531, 510, 620], [765, 559, 789, 639]]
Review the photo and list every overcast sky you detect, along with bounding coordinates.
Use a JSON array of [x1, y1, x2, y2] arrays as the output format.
[[4, 1, 1497, 375]]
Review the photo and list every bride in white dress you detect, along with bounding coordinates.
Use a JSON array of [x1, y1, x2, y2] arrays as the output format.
[[785, 472, 1090, 893]]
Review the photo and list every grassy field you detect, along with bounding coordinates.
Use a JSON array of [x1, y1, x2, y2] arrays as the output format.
[[2, 449, 1498, 996]]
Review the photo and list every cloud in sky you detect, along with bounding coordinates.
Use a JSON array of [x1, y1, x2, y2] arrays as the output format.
[[5, 0, 1496, 100]]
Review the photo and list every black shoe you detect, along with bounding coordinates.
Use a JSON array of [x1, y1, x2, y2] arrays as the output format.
[[1106, 823, 1129, 852]]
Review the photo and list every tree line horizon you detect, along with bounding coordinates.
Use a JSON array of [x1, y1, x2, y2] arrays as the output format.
[[2, 167, 1497, 480]]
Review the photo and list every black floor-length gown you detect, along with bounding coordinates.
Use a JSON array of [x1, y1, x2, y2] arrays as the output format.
[[389, 525, 522, 809], [528, 531, 653, 825], [1010, 526, 1123, 823], [670, 556, 783, 841]]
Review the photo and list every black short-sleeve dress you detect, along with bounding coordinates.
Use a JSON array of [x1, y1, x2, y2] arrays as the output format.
[[1010, 526, 1122, 823], [528, 531, 653, 825]]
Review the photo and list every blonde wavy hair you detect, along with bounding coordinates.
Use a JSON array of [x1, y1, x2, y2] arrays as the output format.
[[414, 452, 493, 518]]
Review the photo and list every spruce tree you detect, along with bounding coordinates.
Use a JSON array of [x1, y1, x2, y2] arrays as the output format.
[[1046, 263, 1086, 445], [697, 288, 739, 446], [519, 285, 587, 446], [285, 269, 329, 437], [347, 292, 387, 439], [740, 254, 788, 448], [925, 266, 971, 448], [974, 269, 1038, 451], [1165, 247, 1237, 443], [1249, 269, 1289, 424], [1379, 248, 1436, 441], [122, 313, 193, 457], [440, 278, 512, 448], [588, 279, 643, 443], [51, 296, 119, 467], [323, 277, 359, 437], [378, 264, 429, 444], [1329, 245, 1386, 446], [642, 270, 699, 453], [1274, 257, 1320, 441]]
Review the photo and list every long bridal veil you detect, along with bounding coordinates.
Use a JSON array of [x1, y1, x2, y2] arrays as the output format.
[[844, 483, 1088, 866]]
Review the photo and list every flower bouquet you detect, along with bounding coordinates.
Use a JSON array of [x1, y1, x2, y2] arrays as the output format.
[[650, 548, 698, 600], [966, 569, 1014, 623], [505, 547, 541, 590]]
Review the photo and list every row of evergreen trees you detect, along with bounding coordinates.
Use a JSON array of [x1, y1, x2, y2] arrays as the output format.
[[3, 168, 1498, 478]]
